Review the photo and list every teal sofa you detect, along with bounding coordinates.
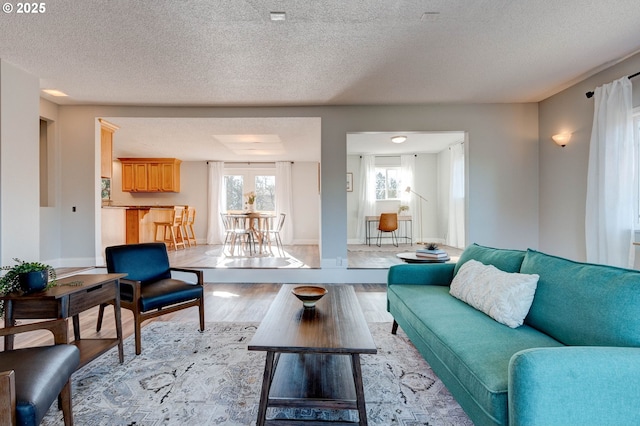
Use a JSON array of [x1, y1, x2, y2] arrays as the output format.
[[387, 243, 640, 426]]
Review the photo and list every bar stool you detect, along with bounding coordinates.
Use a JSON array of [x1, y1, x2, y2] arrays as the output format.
[[183, 206, 197, 247], [154, 206, 186, 250]]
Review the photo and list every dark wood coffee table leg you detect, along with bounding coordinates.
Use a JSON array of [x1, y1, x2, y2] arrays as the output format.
[[257, 351, 276, 426], [351, 353, 368, 426]]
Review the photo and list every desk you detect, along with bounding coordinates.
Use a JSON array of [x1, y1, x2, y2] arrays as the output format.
[[2, 273, 126, 368], [365, 215, 412, 246]]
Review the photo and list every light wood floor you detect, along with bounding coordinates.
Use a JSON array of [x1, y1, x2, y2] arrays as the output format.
[[163, 243, 461, 269], [6, 283, 392, 351]]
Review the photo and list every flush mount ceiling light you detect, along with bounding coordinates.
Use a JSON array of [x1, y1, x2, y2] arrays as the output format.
[[270, 11, 286, 21], [391, 135, 407, 144], [42, 89, 68, 97], [552, 133, 572, 147], [421, 12, 440, 22]]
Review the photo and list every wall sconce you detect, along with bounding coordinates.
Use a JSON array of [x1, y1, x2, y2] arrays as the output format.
[[391, 135, 407, 144], [552, 133, 571, 147]]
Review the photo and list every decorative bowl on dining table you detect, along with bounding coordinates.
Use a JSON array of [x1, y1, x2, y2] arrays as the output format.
[[291, 285, 328, 308]]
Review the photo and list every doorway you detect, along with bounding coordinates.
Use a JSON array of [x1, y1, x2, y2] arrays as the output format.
[[346, 131, 466, 267]]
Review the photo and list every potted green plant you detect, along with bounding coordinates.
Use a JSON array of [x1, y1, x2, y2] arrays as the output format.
[[0, 258, 56, 296]]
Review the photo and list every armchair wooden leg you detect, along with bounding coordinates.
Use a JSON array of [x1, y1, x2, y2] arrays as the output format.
[[199, 298, 205, 332], [60, 379, 73, 426], [134, 313, 142, 355], [96, 303, 106, 332], [392, 320, 399, 335]]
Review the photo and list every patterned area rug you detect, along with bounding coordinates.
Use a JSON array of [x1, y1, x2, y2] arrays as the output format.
[[42, 322, 472, 426]]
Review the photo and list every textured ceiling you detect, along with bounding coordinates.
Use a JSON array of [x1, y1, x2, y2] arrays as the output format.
[[4, 1, 640, 161], [2, 0, 640, 106]]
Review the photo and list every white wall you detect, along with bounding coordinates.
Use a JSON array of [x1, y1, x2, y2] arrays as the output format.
[[39, 98, 63, 264], [0, 77, 540, 269], [290, 161, 320, 244], [110, 160, 209, 242], [538, 51, 640, 262], [48, 103, 538, 267], [0, 60, 40, 265], [109, 159, 319, 245], [346, 153, 447, 244]]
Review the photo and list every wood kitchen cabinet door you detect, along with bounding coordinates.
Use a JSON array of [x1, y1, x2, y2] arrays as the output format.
[[120, 158, 180, 192], [122, 162, 148, 192]]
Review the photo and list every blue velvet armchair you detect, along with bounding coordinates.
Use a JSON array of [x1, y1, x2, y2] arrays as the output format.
[[98, 243, 205, 355], [0, 319, 79, 425]]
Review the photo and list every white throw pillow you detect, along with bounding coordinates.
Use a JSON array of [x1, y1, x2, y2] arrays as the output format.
[[449, 259, 539, 328]]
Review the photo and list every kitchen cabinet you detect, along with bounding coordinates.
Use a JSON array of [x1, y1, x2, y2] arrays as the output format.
[[119, 158, 181, 192], [99, 119, 119, 179]]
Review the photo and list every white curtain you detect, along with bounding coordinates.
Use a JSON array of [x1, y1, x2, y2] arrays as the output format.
[[275, 161, 294, 244], [356, 155, 377, 242], [446, 143, 465, 248], [585, 77, 635, 268], [400, 155, 416, 240], [206, 161, 226, 244]]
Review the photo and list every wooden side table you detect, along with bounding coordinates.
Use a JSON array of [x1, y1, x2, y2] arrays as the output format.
[[2, 273, 126, 368]]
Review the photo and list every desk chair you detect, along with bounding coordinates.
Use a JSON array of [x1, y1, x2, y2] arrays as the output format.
[[98, 243, 204, 355], [0, 319, 79, 426], [377, 213, 399, 247]]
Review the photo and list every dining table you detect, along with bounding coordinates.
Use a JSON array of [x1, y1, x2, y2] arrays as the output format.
[[225, 212, 276, 255]]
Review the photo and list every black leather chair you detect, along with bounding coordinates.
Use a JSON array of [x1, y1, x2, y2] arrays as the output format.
[[0, 319, 79, 426], [98, 243, 205, 355]]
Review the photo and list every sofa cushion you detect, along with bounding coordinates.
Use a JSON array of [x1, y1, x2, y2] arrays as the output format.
[[450, 259, 539, 328], [522, 249, 640, 347], [453, 243, 526, 277], [387, 284, 562, 426]]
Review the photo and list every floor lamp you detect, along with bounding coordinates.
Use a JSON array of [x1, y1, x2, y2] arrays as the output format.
[[405, 186, 427, 245]]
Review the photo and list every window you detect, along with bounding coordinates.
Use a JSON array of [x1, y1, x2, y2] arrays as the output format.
[[224, 169, 276, 211], [224, 175, 244, 210], [375, 167, 400, 200]]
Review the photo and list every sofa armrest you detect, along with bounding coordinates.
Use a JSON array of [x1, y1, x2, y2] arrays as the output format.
[[509, 346, 640, 426], [387, 263, 455, 286]]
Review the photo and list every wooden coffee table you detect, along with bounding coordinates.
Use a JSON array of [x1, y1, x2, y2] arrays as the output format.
[[248, 284, 377, 425]]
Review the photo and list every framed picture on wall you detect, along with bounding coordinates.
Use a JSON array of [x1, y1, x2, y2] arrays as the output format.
[[346, 172, 353, 192]]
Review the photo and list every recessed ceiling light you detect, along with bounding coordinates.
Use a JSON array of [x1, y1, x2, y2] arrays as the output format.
[[42, 89, 68, 97], [391, 136, 407, 144], [270, 12, 286, 21]]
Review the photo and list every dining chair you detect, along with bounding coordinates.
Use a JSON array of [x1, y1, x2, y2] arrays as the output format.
[[265, 213, 286, 256], [99, 243, 204, 355], [248, 213, 271, 254], [221, 214, 254, 256], [377, 212, 399, 247], [0, 319, 80, 426]]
